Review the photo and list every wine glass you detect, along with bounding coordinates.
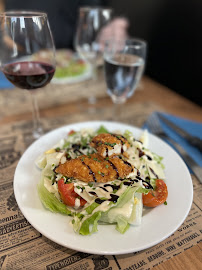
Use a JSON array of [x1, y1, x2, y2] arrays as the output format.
[[103, 38, 147, 121], [0, 11, 55, 139], [75, 7, 113, 104]]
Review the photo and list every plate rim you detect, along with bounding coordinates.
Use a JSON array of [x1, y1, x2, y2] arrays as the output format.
[[13, 120, 193, 255]]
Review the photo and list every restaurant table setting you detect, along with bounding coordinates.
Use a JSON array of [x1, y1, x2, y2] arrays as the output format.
[[144, 112, 202, 184], [0, 71, 202, 269], [0, 9, 202, 270]]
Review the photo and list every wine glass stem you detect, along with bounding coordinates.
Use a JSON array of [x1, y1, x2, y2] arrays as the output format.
[[29, 91, 43, 139], [88, 61, 97, 105], [91, 61, 97, 81], [113, 102, 125, 122]]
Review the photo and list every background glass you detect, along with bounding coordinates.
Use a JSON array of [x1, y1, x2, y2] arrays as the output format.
[[75, 7, 112, 104], [0, 11, 55, 139], [104, 38, 147, 121]]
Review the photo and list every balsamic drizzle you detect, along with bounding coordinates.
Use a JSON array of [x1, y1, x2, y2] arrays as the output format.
[[135, 176, 154, 189], [107, 159, 119, 178], [94, 140, 102, 147], [95, 194, 119, 204], [95, 198, 105, 204], [90, 174, 154, 205], [123, 181, 132, 186], [72, 144, 87, 156], [89, 191, 97, 196], [146, 155, 152, 161], [137, 147, 153, 161], [149, 167, 158, 179], [110, 133, 127, 154], [104, 183, 121, 191], [99, 186, 109, 192], [73, 149, 83, 155], [134, 139, 143, 144], [92, 133, 128, 157], [53, 165, 58, 174], [138, 148, 145, 158], [142, 180, 154, 189], [118, 156, 133, 172], [79, 154, 133, 183], [106, 147, 109, 157], [109, 194, 119, 203], [81, 160, 97, 182]]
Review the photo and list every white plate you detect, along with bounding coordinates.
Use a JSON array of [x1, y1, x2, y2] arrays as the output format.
[[14, 121, 193, 255]]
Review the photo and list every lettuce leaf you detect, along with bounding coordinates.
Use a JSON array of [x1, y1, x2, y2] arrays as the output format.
[[101, 187, 141, 233], [38, 177, 71, 215], [123, 130, 133, 145], [98, 186, 142, 234], [152, 152, 165, 169], [128, 193, 143, 226], [79, 212, 102, 235], [72, 186, 142, 235], [136, 187, 149, 194], [116, 216, 130, 234], [96, 125, 109, 134], [85, 202, 99, 214]]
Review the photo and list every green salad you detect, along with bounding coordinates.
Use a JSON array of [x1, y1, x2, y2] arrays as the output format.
[[54, 59, 87, 78], [36, 126, 166, 235]]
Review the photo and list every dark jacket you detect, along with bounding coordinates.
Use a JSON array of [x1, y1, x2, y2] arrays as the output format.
[[5, 0, 107, 49]]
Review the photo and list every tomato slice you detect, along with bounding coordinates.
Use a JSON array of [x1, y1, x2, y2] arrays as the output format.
[[68, 130, 76, 136], [58, 179, 86, 207], [143, 179, 168, 207], [77, 59, 85, 65]]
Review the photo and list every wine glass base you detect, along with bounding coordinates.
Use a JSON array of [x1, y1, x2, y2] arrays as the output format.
[[88, 96, 97, 105], [112, 96, 126, 104], [32, 127, 43, 139]]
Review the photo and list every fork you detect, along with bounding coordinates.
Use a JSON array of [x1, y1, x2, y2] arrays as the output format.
[[146, 113, 202, 184]]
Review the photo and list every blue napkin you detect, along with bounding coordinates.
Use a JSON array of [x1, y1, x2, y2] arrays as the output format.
[[143, 112, 202, 169], [0, 72, 14, 89]]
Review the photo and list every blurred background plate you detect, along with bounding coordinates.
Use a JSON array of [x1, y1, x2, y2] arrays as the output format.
[[34, 49, 92, 84], [52, 49, 92, 84]]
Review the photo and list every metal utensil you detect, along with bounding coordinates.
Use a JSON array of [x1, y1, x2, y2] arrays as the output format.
[[146, 113, 202, 184], [158, 114, 202, 152]]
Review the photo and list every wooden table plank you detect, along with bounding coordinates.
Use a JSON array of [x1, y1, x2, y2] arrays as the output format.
[[154, 245, 202, 270], [135, 77, 202, 121], [0, 76, 201, 126]]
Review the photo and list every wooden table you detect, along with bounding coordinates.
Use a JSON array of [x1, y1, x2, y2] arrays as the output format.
[[0, 71, 201, 270], [0, 74, 201, 125]]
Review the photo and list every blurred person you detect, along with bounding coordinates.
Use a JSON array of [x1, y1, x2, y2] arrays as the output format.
[[3, 0, 128, 49], [108, 0, 202, 107]]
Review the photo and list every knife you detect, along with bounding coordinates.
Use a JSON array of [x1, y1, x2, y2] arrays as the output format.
[[159, 114, 202, 152]]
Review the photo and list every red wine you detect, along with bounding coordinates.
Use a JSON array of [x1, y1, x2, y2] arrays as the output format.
[[2, 61, 55, 90]]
